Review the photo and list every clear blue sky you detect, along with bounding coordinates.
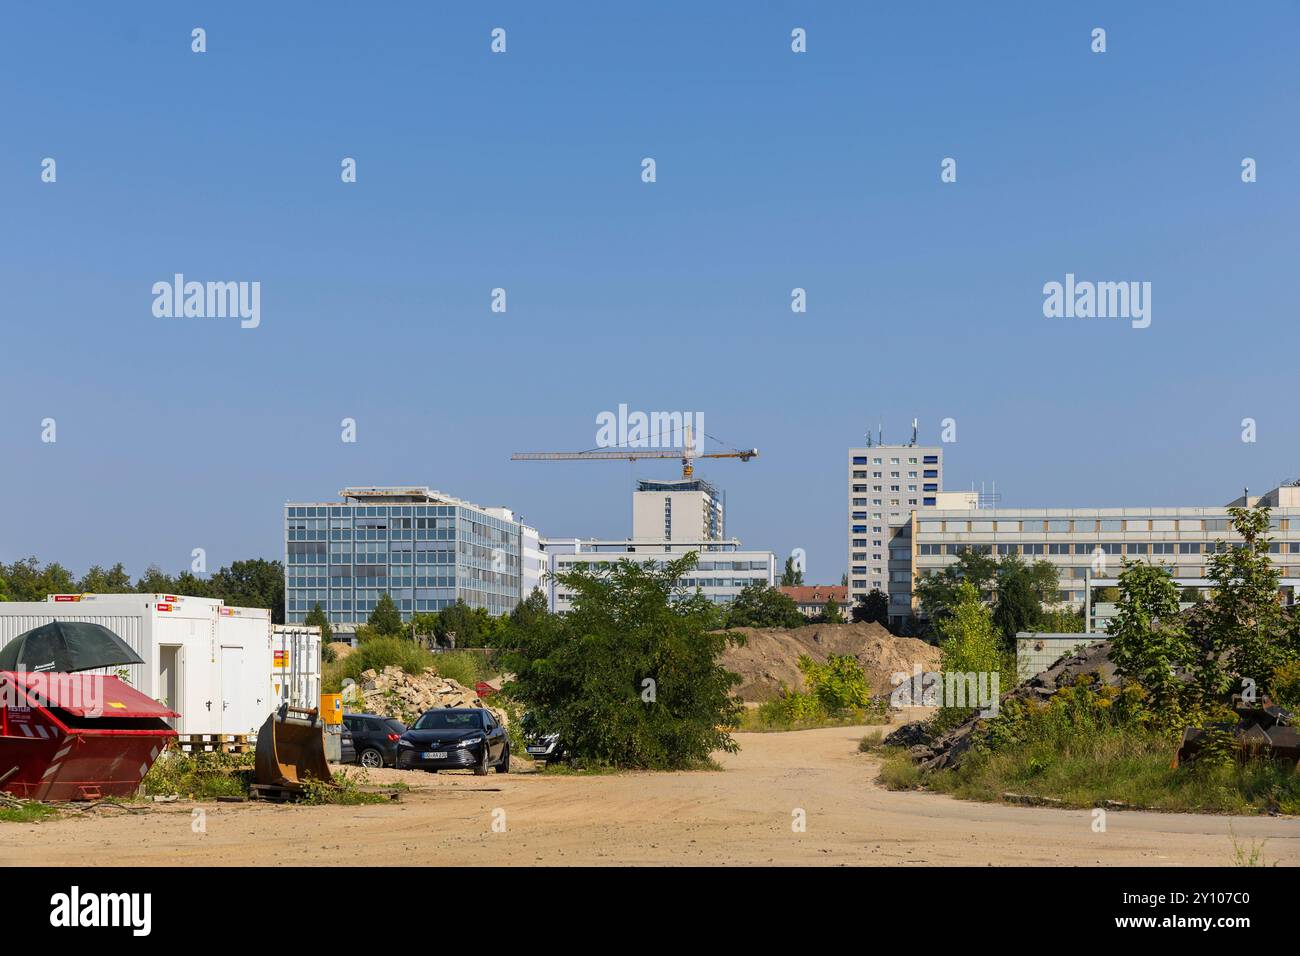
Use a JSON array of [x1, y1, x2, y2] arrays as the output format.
[[2, 2, 1298, 585]]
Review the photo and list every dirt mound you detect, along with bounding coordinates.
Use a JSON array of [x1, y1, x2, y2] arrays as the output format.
[[347, 665, 507, 727], [327, 641, 355, 660], [720, 622, 940, 701]]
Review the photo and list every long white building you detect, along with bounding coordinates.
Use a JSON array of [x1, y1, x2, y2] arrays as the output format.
[[912, 482, 1300, 630], [542, 538, 775, 613]]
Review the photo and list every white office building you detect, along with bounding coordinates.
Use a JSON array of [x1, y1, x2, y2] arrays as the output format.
[[544, 476, 773, 612], [912, 481, 1300, 631], [543, 538, 775, 613]]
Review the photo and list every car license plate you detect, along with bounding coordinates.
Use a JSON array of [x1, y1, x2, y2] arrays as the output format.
[[526, 746, 547, 754], [423, 751, 447, 760]]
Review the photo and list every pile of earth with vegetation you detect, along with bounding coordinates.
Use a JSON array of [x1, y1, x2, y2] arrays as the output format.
[[720, 621, 939, 702], [741, 653, 892, 731], [872, 505, 1300, 815]]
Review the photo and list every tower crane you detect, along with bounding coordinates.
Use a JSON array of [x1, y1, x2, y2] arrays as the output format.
[[512, 424, 757, 479]]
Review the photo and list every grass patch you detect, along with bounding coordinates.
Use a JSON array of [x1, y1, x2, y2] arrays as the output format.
[[323, 639, 500, 697], [432, 650, 495, 688], [876, 683, 1300, 815], [929, 727, 1300, 813], [142, 749, 255, 799], [858, 729, 886, 752], [878, 749, 925, 790], [323, 637, 439, 692], [739, 697, 891, 733], [301, 767, 394, 805], [0, 802, 61, 824]]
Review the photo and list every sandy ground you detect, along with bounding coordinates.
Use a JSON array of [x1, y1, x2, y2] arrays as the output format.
[[3, 721, 1297, 866]]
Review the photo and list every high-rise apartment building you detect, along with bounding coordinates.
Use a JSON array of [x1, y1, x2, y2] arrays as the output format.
[[847, 443, 944, 628]]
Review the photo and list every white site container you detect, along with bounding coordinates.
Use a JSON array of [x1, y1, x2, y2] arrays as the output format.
[[271, 624, 322, 711], [0, 593, 274, 737], [214, 605, 275, 735]]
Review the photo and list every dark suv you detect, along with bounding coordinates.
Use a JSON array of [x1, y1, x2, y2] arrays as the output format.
[[342, 713, 407, 768]]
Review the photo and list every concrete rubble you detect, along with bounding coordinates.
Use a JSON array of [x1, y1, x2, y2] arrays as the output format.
[[350, 665, 507, 726], [886, 640, 1118, 771]]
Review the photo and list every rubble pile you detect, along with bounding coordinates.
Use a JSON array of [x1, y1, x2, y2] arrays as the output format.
[[886, 639, 1114, 771], [350, 665, 507, 726]]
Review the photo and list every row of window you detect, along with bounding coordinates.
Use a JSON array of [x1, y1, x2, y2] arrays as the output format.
[[850, 455, 939, 465], [919, 516, 1294, 534], [917, 541, 1300, 557]]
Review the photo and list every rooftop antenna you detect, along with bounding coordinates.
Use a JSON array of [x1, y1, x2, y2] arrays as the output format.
[[877, 421, 883, 446], [864, 424, 873, 448], [910, 418, 918, 446]]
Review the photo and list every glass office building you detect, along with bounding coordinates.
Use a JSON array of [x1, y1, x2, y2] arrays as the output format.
[[285, 487, 525, 630]]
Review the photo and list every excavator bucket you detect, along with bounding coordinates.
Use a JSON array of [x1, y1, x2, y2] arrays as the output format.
[[254, 704, 332, 796]]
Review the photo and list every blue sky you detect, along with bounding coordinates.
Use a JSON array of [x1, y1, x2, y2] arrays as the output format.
[[2, 2, 1298, 584]]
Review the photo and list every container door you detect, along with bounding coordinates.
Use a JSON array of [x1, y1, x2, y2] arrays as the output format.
[[158, 644, 182, 731], [220, 645, 246, 735]]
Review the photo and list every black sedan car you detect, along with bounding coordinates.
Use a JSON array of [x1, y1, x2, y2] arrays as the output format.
[[396, 707, 509, 775], [343, 712, 407, 768]]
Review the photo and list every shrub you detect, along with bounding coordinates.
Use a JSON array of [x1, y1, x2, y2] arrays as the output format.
[[799, 654, 871, 710], [142, 749, 254, 798], [498, 554, 744, 770]]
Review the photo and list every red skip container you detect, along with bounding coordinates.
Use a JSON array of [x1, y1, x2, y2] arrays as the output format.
[[0, 670, 178, 801]]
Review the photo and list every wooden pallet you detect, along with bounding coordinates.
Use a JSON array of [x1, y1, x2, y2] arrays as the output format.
[[174, 733, 253, 755]]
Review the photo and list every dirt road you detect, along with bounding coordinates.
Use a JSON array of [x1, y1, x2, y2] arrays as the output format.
[[4, 726, 1296, 866]]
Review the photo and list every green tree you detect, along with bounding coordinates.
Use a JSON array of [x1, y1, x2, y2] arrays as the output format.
[[913, 548, 999, 623], [77, 563, 134, 593], [1187, 506, 1288, 701], [1023, 559, 1061, 604], [724, 582, 805, 629], [1037, 606, 1085, 633], [935, 581, 1012, 723], [780, 557, 804, 587], [992, 556, 1042, 646], [1110, 560, 1187, 711], [820, 597, 844, 624], [508, 587, 550, 631], [367, 593, 404, 637], [135, 565, 176, 594], [208, 558, 285, 623], [435, 599, 481, 648], [938, 582, 1006, 674], [305, 602, 333, 643], [498, 554, 744, 769], [2, 557, 77, 601], [852, 588, 889, 626]]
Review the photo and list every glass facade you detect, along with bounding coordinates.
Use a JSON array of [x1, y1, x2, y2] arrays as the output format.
[[285, 500, 523, 626]]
